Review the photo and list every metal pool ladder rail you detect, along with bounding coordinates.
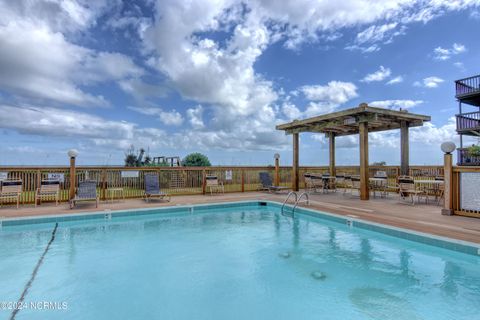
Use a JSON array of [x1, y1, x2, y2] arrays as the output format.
[[292, 192, 309, 214], [281, 191, 298, 216]]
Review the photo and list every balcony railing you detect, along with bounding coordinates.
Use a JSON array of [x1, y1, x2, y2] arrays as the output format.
[[456, 111, 480, 132], [457, 148, 480, 166], [455, 74, 480, 98]]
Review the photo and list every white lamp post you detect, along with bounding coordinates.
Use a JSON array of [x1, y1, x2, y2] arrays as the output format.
[[274, 153, 280, 186], [68, 149, 79, 200], [441, 142, 455, 215]]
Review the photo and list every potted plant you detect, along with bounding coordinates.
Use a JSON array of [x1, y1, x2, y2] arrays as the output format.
[[467, 145, 480, 160]]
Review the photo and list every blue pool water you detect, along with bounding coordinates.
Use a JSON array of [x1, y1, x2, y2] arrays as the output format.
[[1, 202, 479, 320]]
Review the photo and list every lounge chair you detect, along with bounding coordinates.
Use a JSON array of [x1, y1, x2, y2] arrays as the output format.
[[70, 180, 99, 209], [259, 172, 290, 193], [35, 179, 60, 207], [205, 175, 224, 195], [144, 173, 171, 202], [0, 180, 22, 209]]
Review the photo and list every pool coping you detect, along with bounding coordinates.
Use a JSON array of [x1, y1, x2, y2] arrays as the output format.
[[1, 200, 479, 256]]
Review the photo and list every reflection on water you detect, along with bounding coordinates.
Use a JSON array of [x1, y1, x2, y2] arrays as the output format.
[[350, 287, 421, 320]]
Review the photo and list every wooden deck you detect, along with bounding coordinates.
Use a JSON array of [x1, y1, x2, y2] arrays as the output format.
[[1, 191, 480, 244]]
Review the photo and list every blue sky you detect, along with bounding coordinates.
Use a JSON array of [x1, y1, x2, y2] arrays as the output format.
[[0, 0, 479, 166]]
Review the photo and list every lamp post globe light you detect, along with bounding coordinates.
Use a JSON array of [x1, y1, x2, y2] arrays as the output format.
[[440, 142, 456, 154], [68, 149, 79, 158]]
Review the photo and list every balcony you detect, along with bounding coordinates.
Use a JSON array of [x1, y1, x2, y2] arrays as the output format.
[[457, 148, 480, 166], [456, 111, 480, 134], [455, 75, 480, 106]]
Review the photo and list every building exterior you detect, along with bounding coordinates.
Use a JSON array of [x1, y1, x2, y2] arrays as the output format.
[[455, 75, 480, 165]]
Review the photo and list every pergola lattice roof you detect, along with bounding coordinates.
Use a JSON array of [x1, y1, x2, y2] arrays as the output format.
[[276, 104, 431, 136]]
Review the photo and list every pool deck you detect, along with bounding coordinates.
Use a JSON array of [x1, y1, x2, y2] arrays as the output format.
[[1, 191, 480, 244]]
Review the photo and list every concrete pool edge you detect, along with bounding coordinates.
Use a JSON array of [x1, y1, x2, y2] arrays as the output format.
[[1, 200, 479, 256]]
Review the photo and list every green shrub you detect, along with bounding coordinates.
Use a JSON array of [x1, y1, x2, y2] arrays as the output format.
[[467, 145, 480, 157], [182, 153, 211, 167]]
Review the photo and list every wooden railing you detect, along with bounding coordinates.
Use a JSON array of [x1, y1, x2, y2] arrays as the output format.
[[456, 111, 480, 132], [0, 165, 444, 205], [452, 166, 480, 218], [455, 74, 480, 97]]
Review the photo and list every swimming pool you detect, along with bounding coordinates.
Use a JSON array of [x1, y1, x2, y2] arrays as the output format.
[[1, 201, 479, 320]]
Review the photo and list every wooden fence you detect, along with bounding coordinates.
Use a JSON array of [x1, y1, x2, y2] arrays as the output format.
[[0, 165, 445, 205]]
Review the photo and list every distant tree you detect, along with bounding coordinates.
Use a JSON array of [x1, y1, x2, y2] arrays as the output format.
[[124, 146, 148, 167], [182, 153, 211, 167], [124, 145, 138, 167], [144, 155, 152, 165], [372, 161, 387, 166]]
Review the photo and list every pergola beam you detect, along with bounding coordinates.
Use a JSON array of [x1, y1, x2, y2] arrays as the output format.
[[292, 133, 299, 191], [329, 133, 335, 176], [400, 121, 409, 176]]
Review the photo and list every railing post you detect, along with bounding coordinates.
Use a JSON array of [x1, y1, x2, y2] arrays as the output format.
[[442, 152, 454, 215], [241, 169, 245, 192], [68, 153, 77, 201], [202, 169, 206, 195], [101, 169, 107, 201], [35, 169, 41, 205], [274, 154, 280, 186]]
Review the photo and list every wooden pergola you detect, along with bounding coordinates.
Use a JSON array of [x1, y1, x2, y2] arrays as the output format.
[[276, 103, 431, 200]]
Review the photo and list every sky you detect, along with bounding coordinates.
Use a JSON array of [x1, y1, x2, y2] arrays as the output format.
[[0, 0, 479, 166]]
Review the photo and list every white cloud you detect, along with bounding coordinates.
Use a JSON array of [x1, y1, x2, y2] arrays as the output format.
[[0, 0, 115, 34], [128, 106, 184, 126], [304, 102, 339, 117], [301, 81, 358, 104], [0, 21, 145, 107], [416, 76, 444, 88], [0, 105, 136, 141], [350, 23, 407, 52], [410, 117, 457, 145], [386, 76, 404, 85], [281, 102, 302, 120], [356, 23, 398, 44], [1, 0, 479, 156], [0, 1, 149, 108], [369, 99, 423, 110], [433, 43, 466, 60], [186, 105, 205, 129], [361, 66, 392, 82]]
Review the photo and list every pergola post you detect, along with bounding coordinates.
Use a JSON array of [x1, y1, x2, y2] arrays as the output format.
[[292, 133, 299, 191], [329, 133, 336, 177], [400, 121, 409, 176], [359, 122, 369, 200]]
